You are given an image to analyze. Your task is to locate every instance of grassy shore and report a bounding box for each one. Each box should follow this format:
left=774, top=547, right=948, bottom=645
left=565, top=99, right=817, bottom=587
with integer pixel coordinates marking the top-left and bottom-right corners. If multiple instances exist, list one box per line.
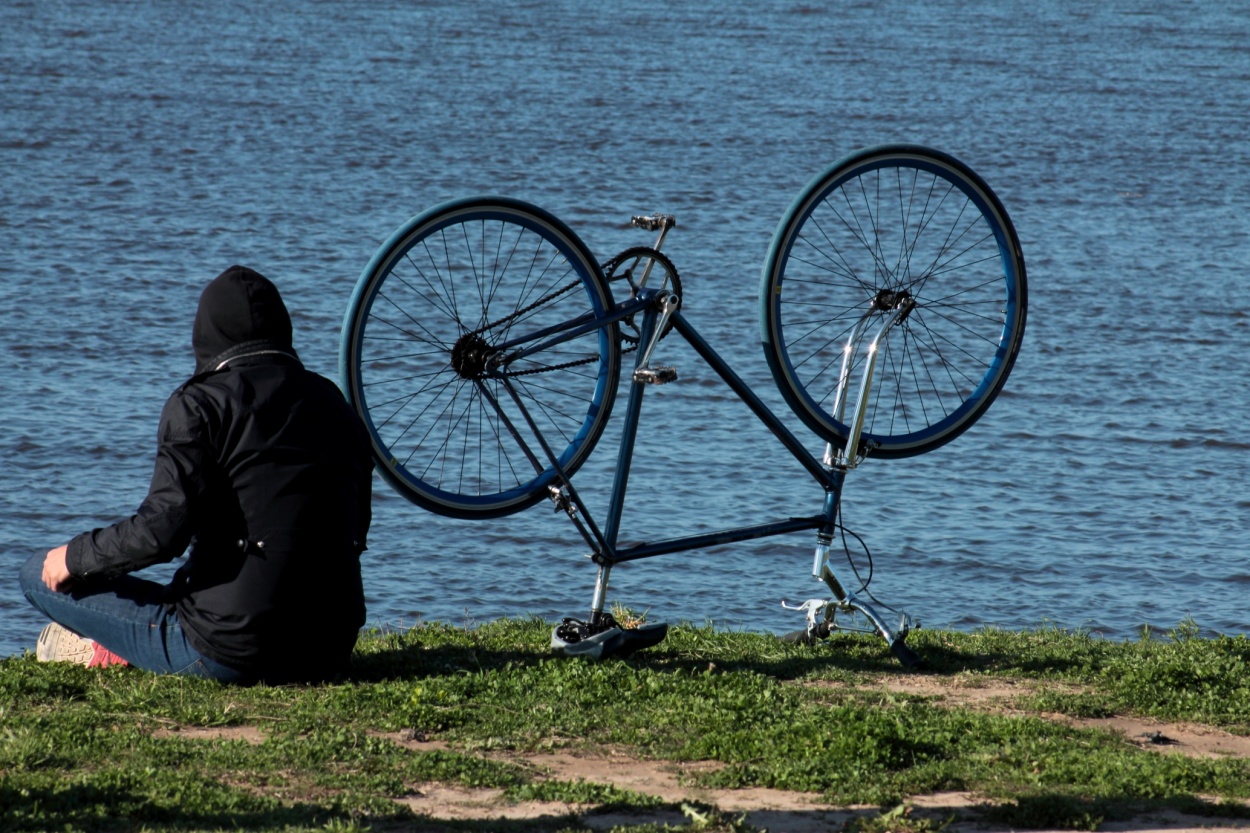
left=2, top=617, right=1250, bottom=832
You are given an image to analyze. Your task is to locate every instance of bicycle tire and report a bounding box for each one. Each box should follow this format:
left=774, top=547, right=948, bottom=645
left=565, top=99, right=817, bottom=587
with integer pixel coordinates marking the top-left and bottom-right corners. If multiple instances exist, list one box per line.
left=760, top=145, right=1027, bottom=459
left=340, top=197, right=621, bottom=519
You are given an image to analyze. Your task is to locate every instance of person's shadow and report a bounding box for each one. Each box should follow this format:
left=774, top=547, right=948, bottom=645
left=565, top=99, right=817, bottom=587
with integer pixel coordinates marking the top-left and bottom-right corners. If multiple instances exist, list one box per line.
left=347, top=637, right=542, bottom=682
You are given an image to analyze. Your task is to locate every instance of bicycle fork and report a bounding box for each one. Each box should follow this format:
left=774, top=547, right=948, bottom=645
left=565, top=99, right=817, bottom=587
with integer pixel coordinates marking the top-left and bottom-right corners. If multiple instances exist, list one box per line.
left=795, top=485, right=921, bottom=667
left=785, top=298, right=923, bottom=667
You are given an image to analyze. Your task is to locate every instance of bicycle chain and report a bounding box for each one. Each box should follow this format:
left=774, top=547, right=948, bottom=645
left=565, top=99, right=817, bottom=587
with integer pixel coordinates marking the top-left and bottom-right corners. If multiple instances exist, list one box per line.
left=502, top=339, right=641, bottom=378
left=467, top=246, right=682, bottom=379
left=470, top=270, right=646, bottom=379
left=466, top=278, right=583, bottom=340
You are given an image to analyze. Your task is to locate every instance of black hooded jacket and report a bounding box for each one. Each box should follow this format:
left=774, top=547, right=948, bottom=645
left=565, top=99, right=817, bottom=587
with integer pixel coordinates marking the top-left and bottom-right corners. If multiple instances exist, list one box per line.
left=65, top=266, right=373, bottom=680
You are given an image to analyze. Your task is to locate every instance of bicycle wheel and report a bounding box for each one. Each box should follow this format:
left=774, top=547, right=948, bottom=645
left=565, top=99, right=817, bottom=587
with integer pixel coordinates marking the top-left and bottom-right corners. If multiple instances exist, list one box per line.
left=760, top=145, right=1027, bottom=459
left=340, top=197, right=621, bottom=519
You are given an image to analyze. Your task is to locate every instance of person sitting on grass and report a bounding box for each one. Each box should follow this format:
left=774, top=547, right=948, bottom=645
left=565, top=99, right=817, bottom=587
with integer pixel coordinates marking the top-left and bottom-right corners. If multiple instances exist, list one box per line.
left=20, top=265, right=373, bottom=684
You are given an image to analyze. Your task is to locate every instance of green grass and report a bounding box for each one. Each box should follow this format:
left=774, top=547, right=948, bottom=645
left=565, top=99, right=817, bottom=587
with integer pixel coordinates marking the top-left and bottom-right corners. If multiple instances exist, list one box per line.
left=2, top=617, right=1249, bottom=832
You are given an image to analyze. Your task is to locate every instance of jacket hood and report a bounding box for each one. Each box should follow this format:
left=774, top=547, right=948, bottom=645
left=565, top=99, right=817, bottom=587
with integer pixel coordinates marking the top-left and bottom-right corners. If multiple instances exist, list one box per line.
left=192, top=265, right=295, bottom=374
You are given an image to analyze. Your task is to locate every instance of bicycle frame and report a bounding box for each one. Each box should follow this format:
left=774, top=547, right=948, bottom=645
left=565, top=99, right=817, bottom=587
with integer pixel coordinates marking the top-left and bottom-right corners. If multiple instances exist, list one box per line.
left=486, top=272, right=921, bottom=665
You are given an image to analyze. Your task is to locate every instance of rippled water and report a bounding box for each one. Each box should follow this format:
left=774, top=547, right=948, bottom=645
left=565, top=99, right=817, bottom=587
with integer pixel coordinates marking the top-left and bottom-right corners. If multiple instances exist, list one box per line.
left=3, top=0, right=1249, bottom=658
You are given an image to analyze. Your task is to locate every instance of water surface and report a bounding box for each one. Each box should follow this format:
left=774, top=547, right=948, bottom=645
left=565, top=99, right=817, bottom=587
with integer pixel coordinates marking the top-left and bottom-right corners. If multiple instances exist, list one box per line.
left=3, top=0, right=1249, bottom=657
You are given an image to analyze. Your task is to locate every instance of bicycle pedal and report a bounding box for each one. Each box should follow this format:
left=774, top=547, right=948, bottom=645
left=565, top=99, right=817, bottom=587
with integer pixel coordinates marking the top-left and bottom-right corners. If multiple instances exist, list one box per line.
left=633, top=365, right=677, bottom=384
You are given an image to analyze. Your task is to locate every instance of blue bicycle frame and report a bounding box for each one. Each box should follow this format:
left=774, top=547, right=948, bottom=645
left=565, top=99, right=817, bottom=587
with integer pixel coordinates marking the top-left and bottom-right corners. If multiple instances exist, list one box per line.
left=488, top=284, right=921, bottom=666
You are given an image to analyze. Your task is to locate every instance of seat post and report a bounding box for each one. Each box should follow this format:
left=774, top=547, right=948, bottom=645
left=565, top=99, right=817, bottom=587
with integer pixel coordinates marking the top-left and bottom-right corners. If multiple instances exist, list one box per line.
left=589, top=562, right=612, bottom=627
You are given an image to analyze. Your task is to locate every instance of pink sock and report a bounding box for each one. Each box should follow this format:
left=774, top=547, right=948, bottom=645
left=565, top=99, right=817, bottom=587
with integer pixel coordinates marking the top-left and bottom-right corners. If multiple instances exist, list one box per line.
left=87, top=643, right=130, bottom=668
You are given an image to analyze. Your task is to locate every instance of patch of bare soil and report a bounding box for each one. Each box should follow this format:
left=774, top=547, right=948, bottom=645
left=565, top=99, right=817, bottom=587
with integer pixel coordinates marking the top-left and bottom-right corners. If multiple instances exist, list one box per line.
left=152, top=724, right=266, bottom=744
left=385, top=737, right=871, bottom=831
left=374, top=676, right=1250, bottom=832
left=859, top=675, right=1250, bottom=760
left=381, top=737, right=1248, bottom=831
left=153, top=688, right=1250, bottom=832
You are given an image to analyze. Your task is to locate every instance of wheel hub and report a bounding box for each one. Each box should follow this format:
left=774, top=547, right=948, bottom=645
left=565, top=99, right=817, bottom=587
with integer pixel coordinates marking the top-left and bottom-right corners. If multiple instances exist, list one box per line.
left=873, top=288, right=915, bottom=323
left=450, top=333, right=495, bottom=379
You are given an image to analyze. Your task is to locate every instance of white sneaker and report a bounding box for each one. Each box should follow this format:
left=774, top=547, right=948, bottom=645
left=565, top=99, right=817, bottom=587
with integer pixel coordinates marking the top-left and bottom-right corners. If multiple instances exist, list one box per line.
left=36, top=622, right=96, bottom=665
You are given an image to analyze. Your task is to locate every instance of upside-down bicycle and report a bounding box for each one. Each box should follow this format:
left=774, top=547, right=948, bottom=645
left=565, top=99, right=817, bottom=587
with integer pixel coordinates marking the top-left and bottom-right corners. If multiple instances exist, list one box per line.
left=339, top=144, right=1027, bottom=667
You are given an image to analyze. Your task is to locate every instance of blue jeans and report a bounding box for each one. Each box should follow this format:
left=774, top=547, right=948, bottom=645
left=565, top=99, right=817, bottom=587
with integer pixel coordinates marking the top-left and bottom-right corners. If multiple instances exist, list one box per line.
left=19, top=553, right=249, bottom=683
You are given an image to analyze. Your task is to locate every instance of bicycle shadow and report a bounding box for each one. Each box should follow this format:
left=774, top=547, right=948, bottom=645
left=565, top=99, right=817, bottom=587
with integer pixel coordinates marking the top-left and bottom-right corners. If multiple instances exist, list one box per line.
left=638, top=633, right=1103, bottom=681
left=348, top=617, right=1120, bottom=687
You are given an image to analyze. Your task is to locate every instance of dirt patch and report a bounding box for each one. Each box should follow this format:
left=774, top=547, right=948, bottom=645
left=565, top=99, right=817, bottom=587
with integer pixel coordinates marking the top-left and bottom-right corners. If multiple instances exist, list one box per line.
left=152, top=724, right=266, bottom=744
left=381, top=734, right=1250, bottom=832
left=159, top=688, right=1250, bottom=832
left=849, top=676, right=1250, bottom=759
left=836, top=672, right=1077, bottom=710
left=396, top=784, right=580, bottom=822
left=1069, top=715, right=1250, bottom=759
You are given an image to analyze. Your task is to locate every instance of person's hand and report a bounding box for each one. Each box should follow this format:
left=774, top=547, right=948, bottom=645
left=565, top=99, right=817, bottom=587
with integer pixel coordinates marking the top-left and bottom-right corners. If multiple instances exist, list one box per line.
left=42, top=545, right=73, bottom=592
